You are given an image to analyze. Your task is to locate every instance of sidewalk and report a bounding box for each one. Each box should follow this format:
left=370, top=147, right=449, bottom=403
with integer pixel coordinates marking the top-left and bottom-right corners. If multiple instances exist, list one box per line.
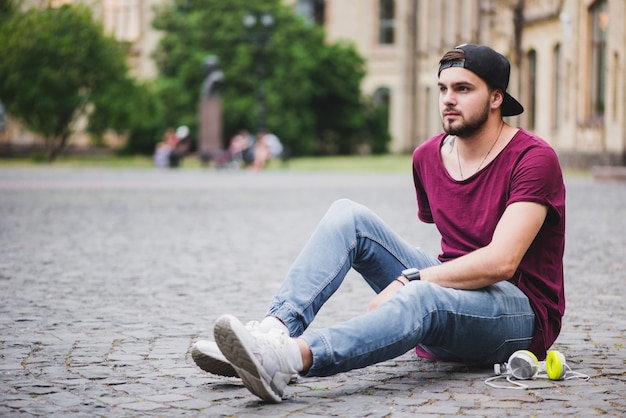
left=0, top=167, right=624, bottom=417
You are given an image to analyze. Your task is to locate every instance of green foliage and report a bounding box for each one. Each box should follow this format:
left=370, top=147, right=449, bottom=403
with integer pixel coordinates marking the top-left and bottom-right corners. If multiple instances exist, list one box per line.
left=361, top=97, right=392, bottom=155
left=0, top=0, right=16, bottom=21
left=91, top=78, right=165, bottom=155
left=311, top=41, right=367, bottom=154
left=0, top=4, right=142, bottom=161
left=151, top=0, right=386, bottom=156
left=120, top=83, right=165, bottom=154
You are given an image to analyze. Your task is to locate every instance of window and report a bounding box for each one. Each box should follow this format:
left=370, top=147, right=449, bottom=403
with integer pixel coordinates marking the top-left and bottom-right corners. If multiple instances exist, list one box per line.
left=0, top=101, right=5, bottom=131
left=373, top=87, right=391, bottom=132
left=372, top=87, right=391, bottom=152
left=589, top=0, right=608, bottom=121
left=552, top=44, right=561, bottom=130
left=102, top=0, right=141, bottom=42
left=373, top=87, right=391, bottom=107
left=612, top=52, right=619, bottom=120
left=527, top=50, right=537, bottom=130
left=49, top=0, right=75, bottom=6
left=295, top=0, right=325, bottom=26
left=379, top=0, right=395, bottom=45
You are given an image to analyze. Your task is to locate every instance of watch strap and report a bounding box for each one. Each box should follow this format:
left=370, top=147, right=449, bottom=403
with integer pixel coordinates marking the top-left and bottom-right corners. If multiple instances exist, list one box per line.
left=401, top=268, right=421, bottom=281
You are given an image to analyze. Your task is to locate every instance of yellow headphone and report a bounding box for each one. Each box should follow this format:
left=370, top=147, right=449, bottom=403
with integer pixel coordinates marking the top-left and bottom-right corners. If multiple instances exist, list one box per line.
left=545, top=350, right=567, bottom=380
left=506, top=349, right=540, bottom=379
left=487, top=349, right=589, bottom=389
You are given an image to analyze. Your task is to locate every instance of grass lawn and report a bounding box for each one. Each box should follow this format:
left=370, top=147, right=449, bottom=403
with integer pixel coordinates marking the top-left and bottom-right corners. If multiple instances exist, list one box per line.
left=0, top=153, right=415, bottom=173
left=0, top=153, right=591, bottom=177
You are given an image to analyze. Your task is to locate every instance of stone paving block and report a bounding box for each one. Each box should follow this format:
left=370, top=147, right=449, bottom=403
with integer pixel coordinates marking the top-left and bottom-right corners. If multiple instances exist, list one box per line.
left=18, top=384, right=61, bottom=396
left=416, top=403, right=462, bottom=415
left=97, top=395, right=140, bottom=406
left=38, top=391, right=84, bottom=408
left=169, top=398, right=215, bottom=410
left=117, top=400, right=168, bottom=411
left=142, top=393, right=190, bottom=403
left=0, top=363, right=23, bottom=372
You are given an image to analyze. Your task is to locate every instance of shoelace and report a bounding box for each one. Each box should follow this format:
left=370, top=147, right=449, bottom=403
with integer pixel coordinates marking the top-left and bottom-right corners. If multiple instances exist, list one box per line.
left=249, top=328, right=295, bottom=372
left=252, top=328, right=287, bottom=350
left=245, top=320, right=261, bottom=331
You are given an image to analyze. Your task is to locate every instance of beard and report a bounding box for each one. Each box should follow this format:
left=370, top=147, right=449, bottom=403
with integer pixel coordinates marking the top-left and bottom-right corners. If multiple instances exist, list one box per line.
left=442, top=98, right=490, bottom=137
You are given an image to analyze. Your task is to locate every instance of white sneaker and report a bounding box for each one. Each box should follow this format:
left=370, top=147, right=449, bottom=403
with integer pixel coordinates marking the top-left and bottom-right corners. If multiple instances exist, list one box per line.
left=191, top=340, right=238, bottom=377
left=192, top=321, right=299, bottom=382
left=191, top=340, right=299, bottom=382
left=214, top=314, right=297, bottom=403
left=191, top=320, right=261, bottom=377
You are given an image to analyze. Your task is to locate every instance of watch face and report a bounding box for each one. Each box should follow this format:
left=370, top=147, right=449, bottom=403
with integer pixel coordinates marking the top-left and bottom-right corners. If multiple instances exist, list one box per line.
left=402, top=268, right=420, bottom=280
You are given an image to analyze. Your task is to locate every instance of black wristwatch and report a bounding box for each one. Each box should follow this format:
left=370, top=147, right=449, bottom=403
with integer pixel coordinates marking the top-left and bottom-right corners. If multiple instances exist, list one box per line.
left=401, top=268, right=421, bottom=281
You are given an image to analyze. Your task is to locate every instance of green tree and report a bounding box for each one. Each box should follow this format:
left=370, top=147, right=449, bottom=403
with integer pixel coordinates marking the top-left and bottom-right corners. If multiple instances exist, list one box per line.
left=152, top=0, right=379, bottom=156
left=0, top=4, right=141, bottom=161
left=0, top=0, right=16, bottom=22
left=90, top=76, right=164, bottom=155
left=310, top=41, right=367, bottom=154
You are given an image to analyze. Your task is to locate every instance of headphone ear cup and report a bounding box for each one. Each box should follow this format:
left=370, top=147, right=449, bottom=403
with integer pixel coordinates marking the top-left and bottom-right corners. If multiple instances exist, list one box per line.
left=507, top=350, right=539, bottom=379
left=546, top=350, right=567, bottom=380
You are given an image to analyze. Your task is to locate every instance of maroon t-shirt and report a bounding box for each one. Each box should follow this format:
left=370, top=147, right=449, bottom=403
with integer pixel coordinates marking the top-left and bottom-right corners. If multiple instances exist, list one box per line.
left=412, top=128, right=566, bottom=359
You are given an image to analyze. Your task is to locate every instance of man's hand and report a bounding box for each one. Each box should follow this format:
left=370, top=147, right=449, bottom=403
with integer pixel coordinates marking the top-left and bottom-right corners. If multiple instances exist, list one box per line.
left=367, top=277, right=408, bottom=311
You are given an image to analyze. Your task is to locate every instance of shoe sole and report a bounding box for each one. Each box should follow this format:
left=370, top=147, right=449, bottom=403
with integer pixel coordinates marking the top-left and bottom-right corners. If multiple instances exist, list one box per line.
left=214, top=315, right=282, bottom=403
left=191, top=345, right=239, bottom=377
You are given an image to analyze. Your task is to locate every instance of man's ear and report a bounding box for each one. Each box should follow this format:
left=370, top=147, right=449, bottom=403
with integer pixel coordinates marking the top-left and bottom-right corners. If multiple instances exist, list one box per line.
left=491, top=89, right=504, bottom=110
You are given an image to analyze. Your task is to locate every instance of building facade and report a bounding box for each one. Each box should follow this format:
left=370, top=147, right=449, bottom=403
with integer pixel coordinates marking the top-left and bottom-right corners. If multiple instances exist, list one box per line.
left=322, top=0, right=625, bottom=166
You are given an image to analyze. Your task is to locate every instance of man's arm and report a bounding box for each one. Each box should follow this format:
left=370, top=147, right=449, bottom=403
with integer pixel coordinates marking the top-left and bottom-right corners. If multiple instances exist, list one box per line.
left=419, top=201, right=548, bottom=289
left=367, top=201, right=548, bottom=311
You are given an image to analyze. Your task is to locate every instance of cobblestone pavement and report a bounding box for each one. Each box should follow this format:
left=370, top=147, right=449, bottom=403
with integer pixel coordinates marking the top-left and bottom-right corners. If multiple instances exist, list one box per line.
left=1, top=166, right=624, bottom=417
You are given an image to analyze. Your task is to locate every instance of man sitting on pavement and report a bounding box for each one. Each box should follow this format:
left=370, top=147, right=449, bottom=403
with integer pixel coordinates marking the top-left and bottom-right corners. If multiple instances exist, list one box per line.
left=191, top=44, right=566, bottom=404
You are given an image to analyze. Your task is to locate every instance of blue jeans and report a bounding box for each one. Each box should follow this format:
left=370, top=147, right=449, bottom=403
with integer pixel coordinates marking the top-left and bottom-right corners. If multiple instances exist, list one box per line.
left=266, top=199, right=535, bottom=377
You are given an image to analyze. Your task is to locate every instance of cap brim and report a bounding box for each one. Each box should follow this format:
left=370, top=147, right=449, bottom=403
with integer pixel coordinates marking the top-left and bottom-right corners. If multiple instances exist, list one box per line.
left=502, top=92, right=524, bottom=116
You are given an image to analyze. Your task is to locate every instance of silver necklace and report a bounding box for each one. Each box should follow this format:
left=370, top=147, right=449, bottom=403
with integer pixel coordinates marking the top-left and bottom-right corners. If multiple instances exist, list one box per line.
left=456, top=122, right=504, bottom=180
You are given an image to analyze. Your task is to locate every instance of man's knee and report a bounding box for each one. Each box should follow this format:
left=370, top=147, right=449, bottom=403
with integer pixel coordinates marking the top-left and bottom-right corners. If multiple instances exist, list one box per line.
left=329, top=198, right=357, bottom=212
left=329, top=198, right=374, bottom=219
left=325, top=199, right=359, bottom=222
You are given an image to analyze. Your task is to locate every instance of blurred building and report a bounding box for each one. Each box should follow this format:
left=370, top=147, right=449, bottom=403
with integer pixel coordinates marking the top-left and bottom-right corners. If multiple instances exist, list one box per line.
left=2, top=0, right=625, bottom=167
left=316, top=0, right=625, bottom=167
left=22, top=0, right=160, bottom=79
